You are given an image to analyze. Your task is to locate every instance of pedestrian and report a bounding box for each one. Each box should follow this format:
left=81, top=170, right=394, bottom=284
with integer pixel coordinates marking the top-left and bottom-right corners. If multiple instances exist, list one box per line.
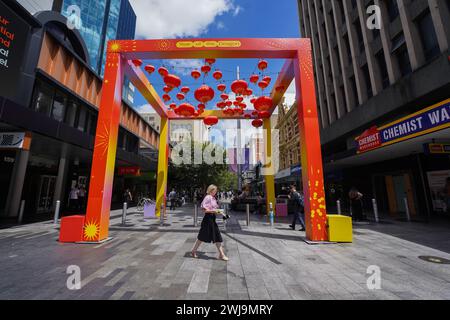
left=349, top=187, right=364, bottom=221
left=69, top=185, right=79, bottom=211
left=288, top=185, right=306, bottom=231
left=168, top=189, right=177, bottom=210
left=78, top=185, right=87, bottom=210
left=191, top=185, right=229, bottom=261
left=123, top=188, right=133, bottom=205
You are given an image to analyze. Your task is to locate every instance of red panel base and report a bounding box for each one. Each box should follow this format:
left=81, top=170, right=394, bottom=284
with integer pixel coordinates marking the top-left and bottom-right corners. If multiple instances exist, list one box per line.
left=59, top=215, right=85, bottom=243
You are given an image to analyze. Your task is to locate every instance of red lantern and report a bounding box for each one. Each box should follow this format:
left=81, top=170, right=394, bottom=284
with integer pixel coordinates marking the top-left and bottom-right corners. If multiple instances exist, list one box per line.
left=252, top=119, right=263, bottom=128
left=205, top=58, right=216, bottom=65
left=217, top=84, right=226, bottom=92
left=245, top=89, right=253, bottom=96
left=239, top=103, right=247, bottom=109
left=263, top=76, right=272, bottom=84
left=176, top=103, right=195, bottom=117
left=193, top=111, right=199, bottom=117
left=252, top=111, right=259, bottom=117
left=169, top=103, right=177, bottom=109
left=145, top=64, right=155, bottom=74
left=223, top=108, right=234, bottom=115
left=158, top=67, right=169, bottom=77
left=250, top=98, right=256, bottom=104
left=132, top=59, right=142, bottom=67
left=244, top=114, right=252, bottom=119
left=162, top=94, right=171, bottom=102
left=233, top=101, right=240, bottom=107
left=198, top=109, right=205, bottom=115
left=198, top=103, right=206, bottom=110
left=204, top=116, right=219, bottom=126
left=258, top=81, right=269, bottom=90
left=217, top=101, right=226, bottom=109
left=254, top=96, right=273, bottom=111
left=258, top=59, right=268, bottom=71
left=236, top=96, right=244, bottom=103
left=220, top=93, right=229, bottom=101
left=191, top=70, right=201, bottom=80
left=164, top=74, right=181, bottom=88
left=259, top=111, right=271, bottom=118
left=181, top=86, right=190, bottom=94
left=250, top=74, right=259, bottom=84
left=213, top=71, right=223, bottom=80
left=201, top=65, right=211, bottom=74
left=231, top=80, right=248, bottom=95
left=176, top=93, right=185, bottom=101
left=194, top=85, right=215, bottom=104
left=226, top=100, right=233, bottom=107
left=163, top=86, right=172, bottom=93
left=235, top=108, right=244, bottom=115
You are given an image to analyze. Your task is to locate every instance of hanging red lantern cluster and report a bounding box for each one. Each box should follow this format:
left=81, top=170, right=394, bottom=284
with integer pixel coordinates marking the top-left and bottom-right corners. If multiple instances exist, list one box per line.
left=181, top=86, right=190, bottom=94
left=213, top=70, right=223, bottom=81
left=194, top=85, right=215, bottom=104
left=176, top=93, right=185, bottom=101
left=169, top=103, right=177, bottom=109
left=132, top=59, right=142, bottom=67
left=258, top=59, right=268, bottom=71
left=163, top=86, right=172, bottom=93
left=162, top=94, right=171, bottom=102
left=205, top=58, right=216, bottom=65
left=252, top=119, right=263, bottom=128
left=217, top=84, right=226, bottom=92
left=201, top=65, right=211, bottom=74
left=250, top=74, right=259, bottom=84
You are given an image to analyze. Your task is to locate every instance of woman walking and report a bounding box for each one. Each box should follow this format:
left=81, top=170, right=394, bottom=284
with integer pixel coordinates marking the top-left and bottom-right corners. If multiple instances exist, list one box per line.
left=191, top=185, right=229, bottom=261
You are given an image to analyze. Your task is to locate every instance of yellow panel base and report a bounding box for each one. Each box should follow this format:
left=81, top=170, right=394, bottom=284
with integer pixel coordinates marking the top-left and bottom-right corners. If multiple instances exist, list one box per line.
left=327, top=215, right=353, bottom=243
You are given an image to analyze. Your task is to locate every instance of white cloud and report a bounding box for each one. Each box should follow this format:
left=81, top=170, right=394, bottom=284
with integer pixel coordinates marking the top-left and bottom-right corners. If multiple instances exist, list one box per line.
left=129, top=0, right=240, bottom=39
left=216, top=21, right=226, bottom=30
left=168, top=59, right=203, bottom=76
left=136, top=104, right=156, bottom=113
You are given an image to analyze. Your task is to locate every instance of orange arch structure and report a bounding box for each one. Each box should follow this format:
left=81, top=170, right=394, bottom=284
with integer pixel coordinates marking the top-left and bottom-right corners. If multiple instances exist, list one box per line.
left=59, top=38, right=328, bottom=243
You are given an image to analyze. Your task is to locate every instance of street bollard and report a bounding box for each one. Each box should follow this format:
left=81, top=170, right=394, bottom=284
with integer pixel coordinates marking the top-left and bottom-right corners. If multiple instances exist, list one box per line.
left=194, top=204, right=198, bottom=227
left=404, top=198, right=411, bottom=222
left=54, top=200, right=61, bottom=224
left=18, top=200, right=25, bottom=224
left=337, top=200, right=342, bottom=215
left=372, top=199, right=379, bottom=223
left=160, top=204, right=164, bottom=226
left=246, top=204, right=250, bottom=227
left=122, top=202, right=128, bottom=226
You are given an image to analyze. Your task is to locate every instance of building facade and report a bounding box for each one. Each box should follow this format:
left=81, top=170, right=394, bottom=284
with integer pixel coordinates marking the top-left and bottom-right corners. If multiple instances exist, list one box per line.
left=298, top=0, right=450, bottom=219
left=0, top=1, right=160, bottom=224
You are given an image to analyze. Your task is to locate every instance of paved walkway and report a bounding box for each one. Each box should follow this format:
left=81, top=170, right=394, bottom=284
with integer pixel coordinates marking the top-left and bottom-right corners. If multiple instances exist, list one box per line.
left=0, top=204, right=449, bottom=300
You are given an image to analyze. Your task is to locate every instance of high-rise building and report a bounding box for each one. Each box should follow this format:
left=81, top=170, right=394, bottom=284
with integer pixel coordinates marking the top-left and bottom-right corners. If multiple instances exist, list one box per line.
left=53, top=0, right=136, bottom=76
left=297, top=0, right=450, bottom=220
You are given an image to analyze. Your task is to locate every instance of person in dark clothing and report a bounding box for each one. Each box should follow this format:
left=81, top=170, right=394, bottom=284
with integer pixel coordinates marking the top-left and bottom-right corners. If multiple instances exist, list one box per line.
left=288, top=185, right=306, bottom=231
left=349, top=187, right=364, bottom=221
left=123, top=188, right=132, bottom=204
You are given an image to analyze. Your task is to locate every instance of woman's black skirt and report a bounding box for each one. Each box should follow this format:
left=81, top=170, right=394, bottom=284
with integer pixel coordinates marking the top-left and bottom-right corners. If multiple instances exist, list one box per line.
left=197, top=214, right=223, bottom=243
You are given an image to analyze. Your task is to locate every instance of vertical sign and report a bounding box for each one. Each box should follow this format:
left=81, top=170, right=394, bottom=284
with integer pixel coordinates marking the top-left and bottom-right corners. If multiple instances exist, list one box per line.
left=0, top=1, right=29, bottom=100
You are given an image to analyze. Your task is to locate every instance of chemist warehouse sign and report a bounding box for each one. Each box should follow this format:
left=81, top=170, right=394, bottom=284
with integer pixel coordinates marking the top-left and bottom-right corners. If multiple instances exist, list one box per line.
left=356, top=99, right=450, bottom=154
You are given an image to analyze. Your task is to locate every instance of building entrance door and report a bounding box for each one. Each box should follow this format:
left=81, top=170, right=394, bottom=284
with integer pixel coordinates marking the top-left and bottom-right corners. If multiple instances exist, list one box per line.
left=37, top=175, right=56, bottom=213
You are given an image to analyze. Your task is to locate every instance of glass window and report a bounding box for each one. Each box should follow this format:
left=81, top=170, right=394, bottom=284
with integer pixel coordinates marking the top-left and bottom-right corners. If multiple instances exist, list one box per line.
left=52, top=91, right=67, bottom=122
left=64, top=100, right=78, bottom=126
left=32, top=80, right=54, bottom=116
left=76, top=107, right=87, bottom=132
left=417, top=11, right=440, bottom=61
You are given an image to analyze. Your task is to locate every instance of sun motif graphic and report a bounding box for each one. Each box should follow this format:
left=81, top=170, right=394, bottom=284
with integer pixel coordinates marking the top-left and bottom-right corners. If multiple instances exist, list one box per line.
left=84, top=221, right=100, bottom=241
left=109, top=41, right=121, bottom=53
left=94, top=121, right=110, bottom=159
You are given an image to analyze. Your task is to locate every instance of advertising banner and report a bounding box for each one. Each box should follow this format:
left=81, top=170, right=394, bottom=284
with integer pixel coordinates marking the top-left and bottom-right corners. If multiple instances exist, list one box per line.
left=356, top=99, right=450, bottom=153
left=426, top=170, right=450, bottom=212
left=0, top=1, right=29, bottom=100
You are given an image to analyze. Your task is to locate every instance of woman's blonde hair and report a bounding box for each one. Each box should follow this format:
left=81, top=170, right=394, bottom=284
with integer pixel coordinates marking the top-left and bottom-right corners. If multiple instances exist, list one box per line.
left=206, top=185, right=218, bottom=195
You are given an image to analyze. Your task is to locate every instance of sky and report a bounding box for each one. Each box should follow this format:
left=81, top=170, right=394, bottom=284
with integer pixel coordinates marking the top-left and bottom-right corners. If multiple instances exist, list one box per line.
left=128, top=0, right=301, bottom=135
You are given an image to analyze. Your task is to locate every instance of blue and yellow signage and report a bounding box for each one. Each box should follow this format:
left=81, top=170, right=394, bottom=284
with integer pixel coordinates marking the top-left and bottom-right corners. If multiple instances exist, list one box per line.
left=356, top=99, right=450, bottom=153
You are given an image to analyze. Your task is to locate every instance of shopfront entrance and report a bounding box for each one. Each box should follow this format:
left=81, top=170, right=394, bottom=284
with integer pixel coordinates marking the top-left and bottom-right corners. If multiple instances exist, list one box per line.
left=36, top=175, right=56, bottom=213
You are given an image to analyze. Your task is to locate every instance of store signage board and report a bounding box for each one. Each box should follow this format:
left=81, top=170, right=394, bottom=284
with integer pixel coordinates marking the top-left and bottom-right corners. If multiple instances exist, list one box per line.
left=424, top=143, right=450, bottom=154
left=356, top=99, right=450, bottom=154
left=0, top=132, right=31, bottom=150
left=0, top=2, right=29, bottom=100
left=118, top=166, right=141, bottom=176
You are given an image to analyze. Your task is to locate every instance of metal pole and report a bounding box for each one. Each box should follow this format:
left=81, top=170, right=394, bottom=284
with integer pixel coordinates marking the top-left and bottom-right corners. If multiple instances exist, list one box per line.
left=18, top=200, right=25, bottom=224
left=337, top=200, right=342, bottom=215
left=372, top=198, right=379, bottom=223
left=122, top=202, right=127, bottom=226
left=194, top=204, right=198, bottom=227
left=404, top=198, right=411, bottom=222
left=246, top=204, right=250, bottom=226
left=160, top=204, right=164, bottom=226
left=54, top=200, right=61, bottom=224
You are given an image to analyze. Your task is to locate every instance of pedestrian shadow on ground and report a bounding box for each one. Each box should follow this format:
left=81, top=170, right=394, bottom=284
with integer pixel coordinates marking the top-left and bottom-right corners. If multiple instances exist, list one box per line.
left=183, top=252, right=217, bottom=260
